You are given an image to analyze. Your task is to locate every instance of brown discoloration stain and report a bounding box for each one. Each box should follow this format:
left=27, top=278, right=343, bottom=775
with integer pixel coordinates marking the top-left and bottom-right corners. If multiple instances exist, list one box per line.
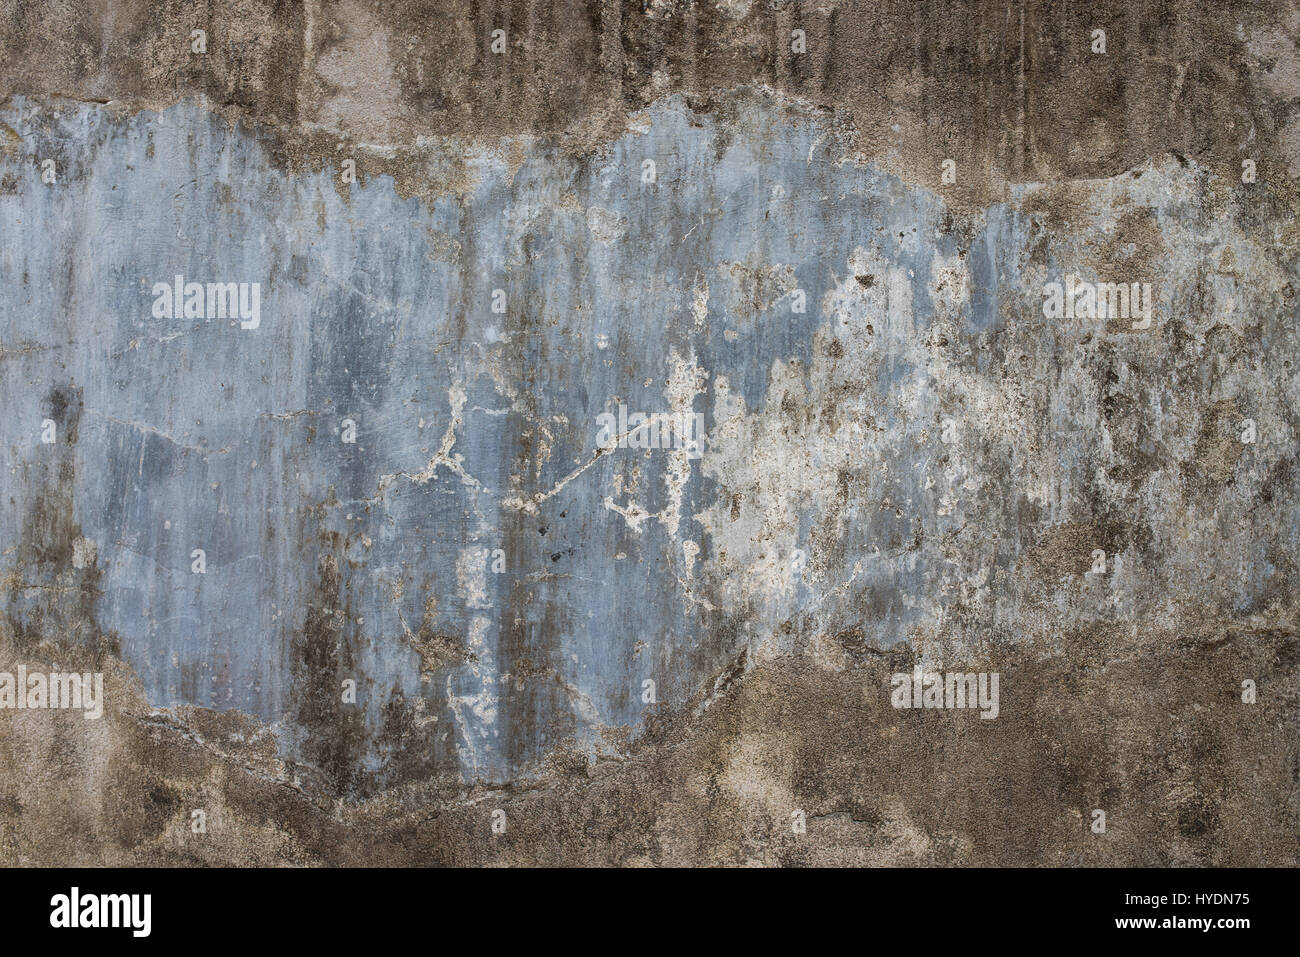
left=288, top=535, right=367, bottom=797
left=1, top=621, right=1293, bottom=865
left=1, top=0, right=1299, bottom=211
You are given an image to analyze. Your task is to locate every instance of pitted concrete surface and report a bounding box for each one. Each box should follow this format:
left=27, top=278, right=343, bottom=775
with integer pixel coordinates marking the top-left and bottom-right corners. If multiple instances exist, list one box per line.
left=0, top=1, right=1298, bottom=865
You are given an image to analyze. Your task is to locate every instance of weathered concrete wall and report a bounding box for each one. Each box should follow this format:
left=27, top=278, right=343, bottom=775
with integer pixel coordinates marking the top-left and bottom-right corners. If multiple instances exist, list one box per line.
left=0, top=0, right=1298, bottom=865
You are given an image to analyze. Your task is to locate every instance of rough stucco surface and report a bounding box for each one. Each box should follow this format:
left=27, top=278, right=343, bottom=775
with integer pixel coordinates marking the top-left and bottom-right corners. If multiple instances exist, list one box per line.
left=1, top=1, right=1298, bottom=865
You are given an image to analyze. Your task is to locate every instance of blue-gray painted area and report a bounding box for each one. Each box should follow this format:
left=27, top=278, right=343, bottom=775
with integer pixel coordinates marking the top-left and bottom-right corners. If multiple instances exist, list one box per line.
left=2, top=92, right=1296, bottom=789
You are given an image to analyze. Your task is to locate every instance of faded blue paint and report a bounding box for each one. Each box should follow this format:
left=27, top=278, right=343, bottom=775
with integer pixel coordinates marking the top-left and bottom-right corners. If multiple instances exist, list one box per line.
left=3, top=93, right=1292, bottom=786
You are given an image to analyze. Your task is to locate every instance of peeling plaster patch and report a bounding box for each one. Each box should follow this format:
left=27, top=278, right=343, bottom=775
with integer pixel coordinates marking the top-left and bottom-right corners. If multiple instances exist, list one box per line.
left=660, top=352, right=710, bottom=539
left=71, top=537, right=98, bottom=570
left=717, top=260, right=799, bottom=323
left=377, top=385, right=483, bottom=494
left=682, top=540, right=700, bottom=577
left=602, top=495, right=653, bottom=533
left=456, top=548, right=491, bottom=610
left=691, top=278, right=710, bottom=330
left=585, top=206, right=628, bottom=244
